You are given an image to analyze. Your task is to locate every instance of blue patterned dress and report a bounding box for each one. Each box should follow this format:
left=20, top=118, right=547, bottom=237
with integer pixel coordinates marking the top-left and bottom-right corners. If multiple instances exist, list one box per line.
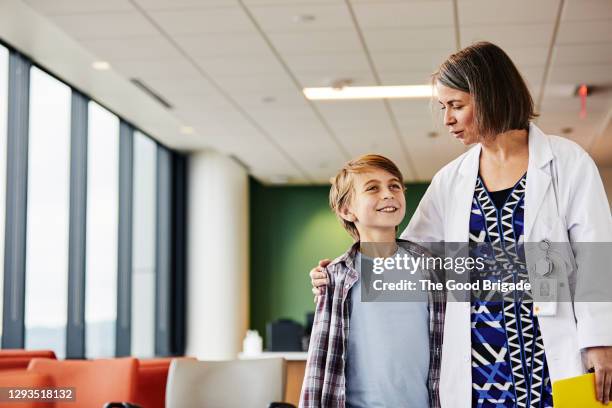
left=469, top=174, right=554, bottom=407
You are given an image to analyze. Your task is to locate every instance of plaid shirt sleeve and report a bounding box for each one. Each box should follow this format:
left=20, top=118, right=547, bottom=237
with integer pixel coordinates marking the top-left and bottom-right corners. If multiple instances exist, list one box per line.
left=425, top=259, right=447, bottom=408
left=299, top=266, right=334, bottom=408
left=300, top=262, right=349, bottom=408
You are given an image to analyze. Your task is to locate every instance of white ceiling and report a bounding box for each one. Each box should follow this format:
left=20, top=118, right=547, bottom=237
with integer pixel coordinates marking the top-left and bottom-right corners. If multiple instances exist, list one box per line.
left=12, top=0, right=612, bottom=183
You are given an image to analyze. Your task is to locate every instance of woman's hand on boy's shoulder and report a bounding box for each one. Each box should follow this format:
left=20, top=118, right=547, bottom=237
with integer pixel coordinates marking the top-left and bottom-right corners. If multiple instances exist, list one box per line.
left=310, top=259, right=331, bottom=303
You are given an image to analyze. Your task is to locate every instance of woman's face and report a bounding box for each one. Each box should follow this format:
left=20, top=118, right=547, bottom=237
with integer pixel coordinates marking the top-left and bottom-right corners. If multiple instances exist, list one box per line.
left=436, top=83, right=479, bottom=145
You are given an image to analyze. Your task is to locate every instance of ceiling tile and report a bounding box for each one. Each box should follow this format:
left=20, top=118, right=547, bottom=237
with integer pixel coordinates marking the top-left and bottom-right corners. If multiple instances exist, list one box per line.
left=283, top=53, right=370, bottom=73
left=556, top=19, right=612, bottom=45
left=563, top=0, right=612, bottom=22
left=362, top=26, right=456, bottom=52
left=244, top=0, right=341, bottom=5
left=547, top=64, right=612, bottom=86
left=174, top=33, right=271, bottom=57
left=553, top=43, right=612, bottom=66
left=112, top=58, right=202, bottom=80
left=231, top=90, right=307, bottom=108
left=144, top=77, right=222, bottom=96
left=390, top=98, right=438, bottom=118
left=50, top=12, right=158, bottom=39
left=352, top=1, right=454, bottom=28
left=461, top=24, right=554, bottom=48
left=24, top=0, right=133, bottom=15
left=315, top=100, right=389, bottom=121
left=540, top=94, right=612, bottom=115
left=246, top=4, right=354, bottom=32
left=134, top=0, right=230, bottom=10
left=247, top=106, right=320, bottom=128
left=165, top=92, right=235, bottom=111
left=194, top=55, right=286, bottom=76
left=379, top=71, right=437, bottom=85
left=79, top=35, right=181, bottom=60
left=149, top=6, right=254, bottom=35
left=213, top=74, right=297, bottom=93
left=293, top=70, right=377, bottom=88
left=459, top=0, right=559, bottom=25
left=590, top=120, right=612, bottom=166
left=371, top=49, right=454, bottom=74
left=268, top=30, right=362, bottom=54
left=501, top=46, right=550, bottom=67
left=537, top=115, right=602, bottom=148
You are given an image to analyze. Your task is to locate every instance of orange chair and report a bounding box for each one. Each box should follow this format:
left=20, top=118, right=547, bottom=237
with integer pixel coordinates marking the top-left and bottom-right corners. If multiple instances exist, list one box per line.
left=0, top=370, right=53, bottom=408
left=133, top=357, right=195, bottom=408
left=0, top=350, right=56, bottom=372
left=27, top=358, right=138, bottom=408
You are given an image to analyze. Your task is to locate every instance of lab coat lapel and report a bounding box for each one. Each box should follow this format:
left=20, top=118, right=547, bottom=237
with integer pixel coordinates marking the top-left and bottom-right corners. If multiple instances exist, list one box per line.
left=449, top=145, right=481, bottom=242
left=524, top=124, right=553, bottom=241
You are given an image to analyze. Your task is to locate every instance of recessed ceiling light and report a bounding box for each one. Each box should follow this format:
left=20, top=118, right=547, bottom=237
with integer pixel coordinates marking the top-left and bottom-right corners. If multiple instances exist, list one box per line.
left=293, top=14, right=316, bottom=23
left=92, top=61, right=111, bottom=71
left=180, top=126, right=194, bottom=135
left=303, top=85, right=435, bottom=100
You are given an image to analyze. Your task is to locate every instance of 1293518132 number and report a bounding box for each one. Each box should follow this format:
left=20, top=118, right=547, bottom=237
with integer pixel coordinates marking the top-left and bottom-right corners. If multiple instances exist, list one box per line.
left=0, top=387, right=75, bottom=401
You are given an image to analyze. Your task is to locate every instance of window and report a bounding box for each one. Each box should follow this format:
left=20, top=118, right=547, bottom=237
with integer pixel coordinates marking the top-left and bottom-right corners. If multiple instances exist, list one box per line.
left=24, top=67, right=71, bottom=358
left=85, top=102, right=119, bottom=358
left=0, top=44, right=9, bottom=344
left=131, top=131, right=157, bottom=357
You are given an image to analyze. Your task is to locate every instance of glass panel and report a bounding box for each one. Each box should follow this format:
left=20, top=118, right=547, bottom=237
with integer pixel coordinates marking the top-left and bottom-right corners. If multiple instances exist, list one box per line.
left=24, top=67, right=71, bottom=358
left=131, top=131, right=157, bottom=357
left=85, top=102, right=119, bottom=358
left=0, top=45, right=9, bottom=344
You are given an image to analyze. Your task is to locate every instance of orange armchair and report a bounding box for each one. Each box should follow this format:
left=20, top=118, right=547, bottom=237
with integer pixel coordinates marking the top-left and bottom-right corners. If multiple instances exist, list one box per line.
left=0, top=350, right=56, bottom=372
left=27, top=358, right=138, bottom=408
left=0, top=370, right=53, bottom=408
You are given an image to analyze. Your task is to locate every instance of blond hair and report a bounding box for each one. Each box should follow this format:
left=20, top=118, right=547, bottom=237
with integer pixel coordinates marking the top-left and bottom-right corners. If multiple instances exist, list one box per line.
left=329, top=154, right=404, bottom=241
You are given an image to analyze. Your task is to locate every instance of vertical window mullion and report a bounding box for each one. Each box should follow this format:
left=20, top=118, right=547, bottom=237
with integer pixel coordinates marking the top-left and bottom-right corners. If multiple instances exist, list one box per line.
left=116, top=121, right=133, bottom=357
left=170, top=152, right=187, bottom=356
left=155, top=146, right=171, bottom=356
left=66, top=90, right=88, bottom=358
left=2, top=52, right=30, bottom=349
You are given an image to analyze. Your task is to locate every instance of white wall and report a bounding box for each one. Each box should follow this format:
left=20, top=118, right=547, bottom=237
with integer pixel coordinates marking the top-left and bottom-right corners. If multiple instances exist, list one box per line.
left=186, top=151, right=249, bottom=360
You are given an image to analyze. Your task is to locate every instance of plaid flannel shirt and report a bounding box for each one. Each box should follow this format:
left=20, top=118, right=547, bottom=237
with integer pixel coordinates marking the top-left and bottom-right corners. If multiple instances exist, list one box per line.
left=299, top=240, right=446, bottom=408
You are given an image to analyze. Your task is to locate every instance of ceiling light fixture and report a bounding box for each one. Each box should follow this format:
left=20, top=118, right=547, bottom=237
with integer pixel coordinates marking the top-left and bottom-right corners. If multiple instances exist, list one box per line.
left=303, top=85, right=435, bottom=100
left=92, top=61, right=111, bottom=71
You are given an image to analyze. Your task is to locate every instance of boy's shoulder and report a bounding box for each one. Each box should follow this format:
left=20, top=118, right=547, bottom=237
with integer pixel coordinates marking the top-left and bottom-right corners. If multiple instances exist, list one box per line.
left=326, top=241, right=360, bottom=272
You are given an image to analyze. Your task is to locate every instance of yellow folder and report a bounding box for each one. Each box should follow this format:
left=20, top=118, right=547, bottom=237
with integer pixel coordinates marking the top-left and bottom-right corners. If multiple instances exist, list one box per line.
left=552, top=373, right=606, bottom=407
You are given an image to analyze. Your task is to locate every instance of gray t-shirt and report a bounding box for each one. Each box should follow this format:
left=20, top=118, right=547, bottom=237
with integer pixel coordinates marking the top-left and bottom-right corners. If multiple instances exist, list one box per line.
left=346, top=250, right=430, bottom=408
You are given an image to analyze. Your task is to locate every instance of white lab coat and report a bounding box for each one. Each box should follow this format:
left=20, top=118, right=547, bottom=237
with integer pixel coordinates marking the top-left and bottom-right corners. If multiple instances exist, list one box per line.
left=402, top=123, right=612, bottom=408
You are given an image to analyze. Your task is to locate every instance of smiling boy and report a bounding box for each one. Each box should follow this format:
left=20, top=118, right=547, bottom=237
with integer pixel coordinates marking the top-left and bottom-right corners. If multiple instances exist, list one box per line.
left=299, top=154, right=445, bottom=408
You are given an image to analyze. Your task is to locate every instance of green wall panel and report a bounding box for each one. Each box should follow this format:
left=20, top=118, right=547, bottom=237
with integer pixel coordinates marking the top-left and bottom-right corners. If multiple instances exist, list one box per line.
left=249, top=178, right=429, bottom=345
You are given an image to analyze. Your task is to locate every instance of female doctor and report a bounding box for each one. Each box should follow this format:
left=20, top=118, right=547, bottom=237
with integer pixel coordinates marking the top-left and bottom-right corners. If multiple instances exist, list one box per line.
left=309, top=42, right=612, bottom=407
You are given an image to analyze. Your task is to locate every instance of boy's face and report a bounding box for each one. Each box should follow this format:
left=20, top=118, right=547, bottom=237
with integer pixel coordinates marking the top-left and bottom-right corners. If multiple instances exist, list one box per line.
left=341, top=168, right=406, bottom=237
